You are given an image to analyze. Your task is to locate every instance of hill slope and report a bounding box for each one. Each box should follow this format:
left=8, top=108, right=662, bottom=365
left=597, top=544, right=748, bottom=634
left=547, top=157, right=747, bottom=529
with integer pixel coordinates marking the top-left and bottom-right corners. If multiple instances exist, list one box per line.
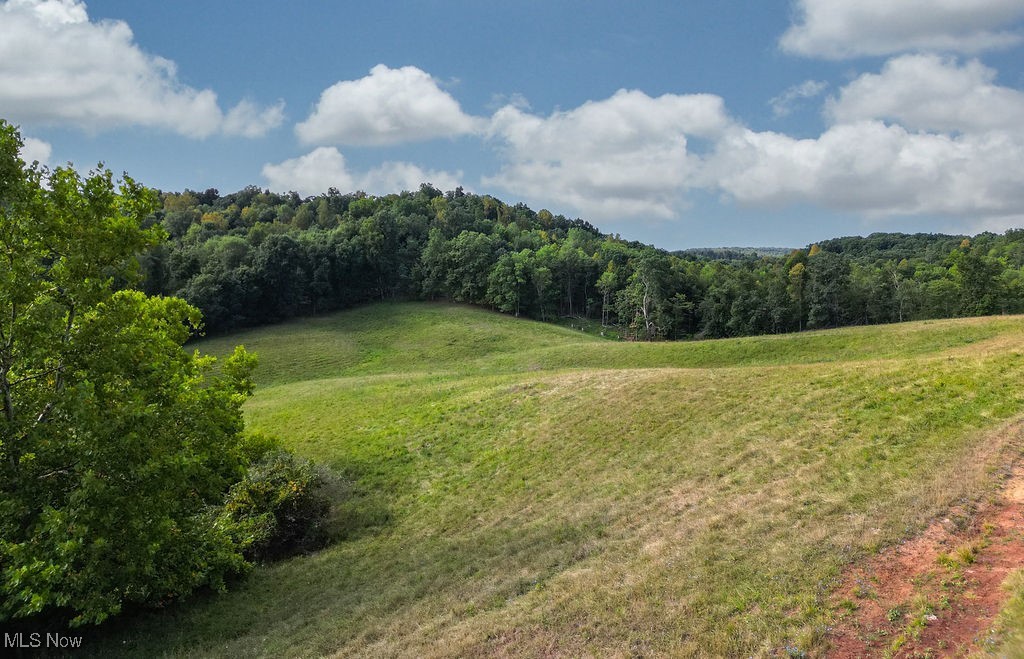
left=90, top=303, right=1024, bottom=656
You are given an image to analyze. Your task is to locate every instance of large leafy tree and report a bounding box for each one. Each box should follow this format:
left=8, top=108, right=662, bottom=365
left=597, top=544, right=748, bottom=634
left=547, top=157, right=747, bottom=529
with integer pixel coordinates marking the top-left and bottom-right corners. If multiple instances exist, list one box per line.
left=616, top=249, right=671, bottom=340
left=950, top=240, right=1003, bottom=316
left=805, top=249, right=852, bottom=329
left=0, top=121, right=256, bottom=625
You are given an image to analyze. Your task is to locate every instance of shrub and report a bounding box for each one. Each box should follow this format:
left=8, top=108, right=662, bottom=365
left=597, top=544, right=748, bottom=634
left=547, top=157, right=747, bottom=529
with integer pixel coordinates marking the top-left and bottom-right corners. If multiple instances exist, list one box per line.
left=219, top=449, right=332, bottom=562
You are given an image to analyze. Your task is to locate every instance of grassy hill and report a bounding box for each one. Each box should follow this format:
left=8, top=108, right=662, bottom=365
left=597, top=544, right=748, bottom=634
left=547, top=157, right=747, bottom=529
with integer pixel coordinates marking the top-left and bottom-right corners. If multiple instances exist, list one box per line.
left=87, top=303, right=1024, bottom=656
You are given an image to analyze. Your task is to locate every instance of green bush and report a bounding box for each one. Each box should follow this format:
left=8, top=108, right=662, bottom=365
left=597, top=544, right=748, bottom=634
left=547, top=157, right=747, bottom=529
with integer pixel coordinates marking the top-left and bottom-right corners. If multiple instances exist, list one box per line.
left=219, top=449, right=332, bottom=562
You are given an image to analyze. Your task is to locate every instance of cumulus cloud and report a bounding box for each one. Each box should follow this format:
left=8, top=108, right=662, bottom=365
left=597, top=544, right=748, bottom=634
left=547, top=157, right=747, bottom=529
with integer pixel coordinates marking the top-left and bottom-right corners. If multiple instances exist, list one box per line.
left=826, top=54, right=1024, bottom=133
left=707, top=122, right=1024, bottom=218
left=261, top=147, right=463, bottom=197
left=361, top=161, right=464, bottom=196
left=19, top=136, right=52, bottom=165
left=781, top=0, right=1024, bottom=59
left=223, top=99, right=287, bottom=138
left=0, top=0, right=284, bottom=137
left=295, top=64, right=483, bottom=146
left=480, top=64, right=1024, bottom=227
left=705, top=54, right=1024, bottom=221
left=484, top=89, right=733, bottom=219
left=770, top=80, right=828, bottom=118
left=261, top=147, right=355, bottom=197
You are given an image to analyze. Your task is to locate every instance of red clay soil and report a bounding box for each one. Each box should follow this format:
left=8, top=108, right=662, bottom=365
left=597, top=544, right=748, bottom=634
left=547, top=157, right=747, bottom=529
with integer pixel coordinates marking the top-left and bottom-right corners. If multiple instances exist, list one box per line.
left=826, top=467, right=1024, bottom=657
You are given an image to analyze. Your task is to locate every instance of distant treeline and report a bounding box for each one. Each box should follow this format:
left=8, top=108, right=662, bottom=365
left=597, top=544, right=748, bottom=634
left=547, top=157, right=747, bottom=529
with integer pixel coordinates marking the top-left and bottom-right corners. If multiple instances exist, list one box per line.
left=139, top=184, right=1024, bottom=340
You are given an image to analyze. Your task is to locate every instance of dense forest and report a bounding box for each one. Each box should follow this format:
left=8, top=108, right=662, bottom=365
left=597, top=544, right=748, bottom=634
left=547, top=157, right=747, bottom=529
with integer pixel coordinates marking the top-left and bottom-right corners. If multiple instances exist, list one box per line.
left=141, top=184, right=1024, bottom=340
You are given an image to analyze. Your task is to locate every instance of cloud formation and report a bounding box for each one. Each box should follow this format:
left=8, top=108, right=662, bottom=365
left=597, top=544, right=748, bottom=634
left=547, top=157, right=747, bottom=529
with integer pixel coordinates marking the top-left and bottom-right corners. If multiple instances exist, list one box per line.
left=769, top=80, right=828, bottom=118
left=279, top=57, right=1024, bottom=227
left=709, top=52, right=1024, bottom=222
left=708, top=123, right=1024, bottom=219
left=295, top=65, right=482, bottom=146
left=0, top=0, right=284, bottom=137
left=262, top=147, right=463, bottom=197
left=780, top=0, right=1024, bottom=59
left=264, top=10, right=1024, bottom=231
left=484, top=89, right=732, bottom=219
left=222, top=99, right=286, bottom=138
left=826, top=54, right=1024, bottom=133
left=262, top=147, right=355, bottom=197
left=361, top=161, right=463, bottom=196
left=481, top=57, right=1024, bottom=228
left=20, top=136, right=52, bottom=165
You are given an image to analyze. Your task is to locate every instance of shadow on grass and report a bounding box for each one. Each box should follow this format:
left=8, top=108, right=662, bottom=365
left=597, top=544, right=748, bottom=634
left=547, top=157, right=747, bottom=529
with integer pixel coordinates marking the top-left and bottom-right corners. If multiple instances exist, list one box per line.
left=37, top=457, right=400, bottom=657
left=75, top=507, right=611, bottom=658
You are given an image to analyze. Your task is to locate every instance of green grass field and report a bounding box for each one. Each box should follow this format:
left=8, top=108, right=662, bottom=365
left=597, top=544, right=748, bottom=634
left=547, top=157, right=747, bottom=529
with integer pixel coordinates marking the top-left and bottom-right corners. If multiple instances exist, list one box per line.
left=87, top=303, right=1024, bottom=657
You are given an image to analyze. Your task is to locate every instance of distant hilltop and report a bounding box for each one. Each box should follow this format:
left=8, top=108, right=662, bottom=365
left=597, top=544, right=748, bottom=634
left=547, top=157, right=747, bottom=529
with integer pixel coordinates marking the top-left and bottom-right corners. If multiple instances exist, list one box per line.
left=674, top=246, right=796, bottom=259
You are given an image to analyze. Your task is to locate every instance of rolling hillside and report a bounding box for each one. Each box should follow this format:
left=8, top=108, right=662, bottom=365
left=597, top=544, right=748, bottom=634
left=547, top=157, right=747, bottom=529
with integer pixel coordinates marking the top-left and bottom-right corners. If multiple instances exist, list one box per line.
left=88, top=303, right=1024, bottom=656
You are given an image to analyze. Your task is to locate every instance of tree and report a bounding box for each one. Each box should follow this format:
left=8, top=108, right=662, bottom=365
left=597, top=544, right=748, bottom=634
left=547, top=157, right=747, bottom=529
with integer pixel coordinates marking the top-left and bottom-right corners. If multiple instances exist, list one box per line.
left=443, top=231, right=496, bottom=304
left=950, top=243, right=1002, bottom=316
left=487, top=249, right=534, bottom=316
left=419, top=228, right=448, bottom=299
left=531, top=244, right=560, bottom=321
left=252, top=234, right=310, bottom=320
left=788, top=262, right=806, bottom=331
left=888, top=260, right=912, bottom=323
left=0, top=122, right=259, bottom=625
left=616, top=249, right=670, bottom=340
left=805, top=250, right=851, bottom=328
left=596, top=263, right=619, bottom=326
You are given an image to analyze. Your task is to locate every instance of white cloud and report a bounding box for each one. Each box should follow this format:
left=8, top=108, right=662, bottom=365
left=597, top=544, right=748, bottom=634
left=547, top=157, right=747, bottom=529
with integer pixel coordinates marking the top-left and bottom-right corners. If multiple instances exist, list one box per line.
left=0, top=0, right=284, bottom=138
left=781, top=0, right=1024, bottom=59
left=482, top=72, right=1024, bottom=226
left=295, top=64, right=483, bottom=146
left=262, top=147, right=355, bottom=197
left=261, top=147, right=463, bottom=197
left=8, top=0, right=83, bottom=24
left=704, top=54, right=1024, bottom=221
left=707, top=121, right=1024, bottom=218
left=19, top=136, right=52, bottom=165
left=223, top=99, right=287, bottom=138
left=360, top=162, right=464, bottom=196
left=770, top=80, right=828, bottom=118
left=484, top=89, right=732, bottom=219
left=826, top=54, right=1024, bottom=133
left=262, top=62, right=1024, bottom=228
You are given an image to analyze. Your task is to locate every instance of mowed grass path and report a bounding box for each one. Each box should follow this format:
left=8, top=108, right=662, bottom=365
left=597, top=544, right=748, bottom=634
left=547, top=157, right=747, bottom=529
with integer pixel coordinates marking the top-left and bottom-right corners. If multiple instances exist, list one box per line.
left=91, top=303, right=1024, bottom=657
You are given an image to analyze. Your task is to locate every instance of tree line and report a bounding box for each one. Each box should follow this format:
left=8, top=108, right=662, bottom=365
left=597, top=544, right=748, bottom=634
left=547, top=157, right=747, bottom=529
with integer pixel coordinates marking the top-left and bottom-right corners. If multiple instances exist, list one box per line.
left=143, top=184, right=1024, bottom=340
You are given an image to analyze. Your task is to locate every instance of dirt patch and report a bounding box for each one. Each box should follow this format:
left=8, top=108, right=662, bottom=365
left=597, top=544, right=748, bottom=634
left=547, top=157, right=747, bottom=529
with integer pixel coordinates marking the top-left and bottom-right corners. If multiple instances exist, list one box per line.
left=826, top=463, right=1024, bottom=657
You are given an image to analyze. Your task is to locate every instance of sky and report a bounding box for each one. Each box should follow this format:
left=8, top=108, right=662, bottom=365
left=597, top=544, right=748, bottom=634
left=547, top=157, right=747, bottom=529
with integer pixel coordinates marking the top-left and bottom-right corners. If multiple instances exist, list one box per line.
left=3, top=0, right=1024, bottom=249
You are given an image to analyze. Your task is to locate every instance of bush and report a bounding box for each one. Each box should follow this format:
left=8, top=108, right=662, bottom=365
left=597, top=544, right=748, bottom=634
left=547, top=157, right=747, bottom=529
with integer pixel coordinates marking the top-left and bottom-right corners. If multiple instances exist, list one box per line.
left=219, top=449, right=332, bottom=562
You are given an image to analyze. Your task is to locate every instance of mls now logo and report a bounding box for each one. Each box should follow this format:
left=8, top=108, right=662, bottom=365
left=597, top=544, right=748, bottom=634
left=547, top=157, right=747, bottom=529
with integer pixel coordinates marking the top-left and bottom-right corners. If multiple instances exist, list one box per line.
left=4, top=632, right=84, bottom=649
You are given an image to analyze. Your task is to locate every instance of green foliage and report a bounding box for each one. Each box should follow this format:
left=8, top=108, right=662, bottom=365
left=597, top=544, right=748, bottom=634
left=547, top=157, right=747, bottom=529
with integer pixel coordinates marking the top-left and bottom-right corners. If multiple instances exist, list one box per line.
left=614, top=249, right=673, bottom=340
left=219, top=449, right=332, bottom=562
left=144, top=171, right=1024, bottom=344
left=0, top=121, right=282, bottom=626
left=806, top=249, right=851, bottom=328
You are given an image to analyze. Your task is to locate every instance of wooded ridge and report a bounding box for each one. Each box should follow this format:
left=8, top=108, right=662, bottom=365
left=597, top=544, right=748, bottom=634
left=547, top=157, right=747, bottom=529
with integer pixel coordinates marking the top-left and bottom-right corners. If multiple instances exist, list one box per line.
left=143, top=184, right=1023, bottom=339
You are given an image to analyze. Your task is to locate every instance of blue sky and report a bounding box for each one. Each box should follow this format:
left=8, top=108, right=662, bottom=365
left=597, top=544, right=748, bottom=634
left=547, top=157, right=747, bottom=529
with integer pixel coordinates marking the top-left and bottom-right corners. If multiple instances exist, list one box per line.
left=3, top=0, right=1024, bottom=248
